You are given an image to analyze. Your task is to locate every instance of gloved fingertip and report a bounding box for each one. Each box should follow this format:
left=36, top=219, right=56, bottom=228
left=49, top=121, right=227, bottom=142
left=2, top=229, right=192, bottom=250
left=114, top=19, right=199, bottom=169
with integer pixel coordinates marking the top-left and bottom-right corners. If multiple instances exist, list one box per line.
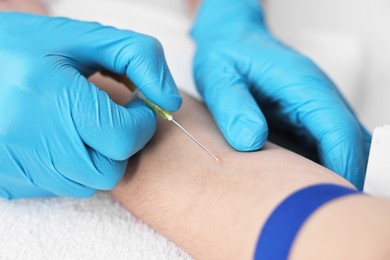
left=322, top=150, right=365, bottom=191
left=236, top=127, right=267, bottom=151
left=350, top=174, right=364, bottom=191
left=356, top=182, right=364, bottom=192
left=164, top=92, right=183, bottom=112
left=130, top=62, right=183, bottom=112
left=346, top=163, right=365, bottom=191
left=227, top=116, right=268, bottom=152
left=354, top=164, right=366, bottom=191
left=158, top=77, right=183, bottom=112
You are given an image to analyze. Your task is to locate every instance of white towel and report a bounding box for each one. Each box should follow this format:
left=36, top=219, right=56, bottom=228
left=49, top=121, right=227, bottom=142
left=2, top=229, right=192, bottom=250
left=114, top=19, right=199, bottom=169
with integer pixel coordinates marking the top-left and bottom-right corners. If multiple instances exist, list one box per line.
left=0, top=192, right=191, bottom=259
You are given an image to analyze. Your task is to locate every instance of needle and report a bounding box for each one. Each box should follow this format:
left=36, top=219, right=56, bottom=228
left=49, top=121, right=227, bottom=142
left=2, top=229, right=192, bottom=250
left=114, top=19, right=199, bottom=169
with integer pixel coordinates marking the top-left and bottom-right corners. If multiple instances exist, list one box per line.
left=143, top=98, right=220, bottom=162
left=101, top=71, right=220, bottom=162
left=170, top=118, right=220, bottom=162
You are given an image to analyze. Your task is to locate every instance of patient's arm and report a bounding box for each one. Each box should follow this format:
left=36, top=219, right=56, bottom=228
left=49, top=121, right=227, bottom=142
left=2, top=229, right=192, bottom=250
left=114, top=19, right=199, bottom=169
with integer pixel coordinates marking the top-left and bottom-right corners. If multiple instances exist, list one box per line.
left=110, top=92, right=390, bottom=259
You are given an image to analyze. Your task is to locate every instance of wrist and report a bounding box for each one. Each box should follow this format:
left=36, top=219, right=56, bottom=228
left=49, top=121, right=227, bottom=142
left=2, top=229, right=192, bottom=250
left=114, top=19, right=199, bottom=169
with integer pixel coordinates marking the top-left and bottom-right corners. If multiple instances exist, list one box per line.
left=191, top=0, right=266, bottom=42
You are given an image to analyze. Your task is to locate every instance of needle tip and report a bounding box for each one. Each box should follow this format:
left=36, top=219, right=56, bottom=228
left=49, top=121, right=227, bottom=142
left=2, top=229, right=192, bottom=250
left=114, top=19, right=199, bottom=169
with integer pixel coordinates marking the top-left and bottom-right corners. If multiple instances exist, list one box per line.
left=171, top=119, right=220, bottom=162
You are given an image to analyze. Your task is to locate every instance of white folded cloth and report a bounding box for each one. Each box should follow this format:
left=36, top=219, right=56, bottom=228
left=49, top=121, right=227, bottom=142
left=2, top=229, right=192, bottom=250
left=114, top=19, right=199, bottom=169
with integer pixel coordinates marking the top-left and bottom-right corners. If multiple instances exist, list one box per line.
left=364, top=125, right=390, bottom=197
left=0, top=192, right=190, bottom=259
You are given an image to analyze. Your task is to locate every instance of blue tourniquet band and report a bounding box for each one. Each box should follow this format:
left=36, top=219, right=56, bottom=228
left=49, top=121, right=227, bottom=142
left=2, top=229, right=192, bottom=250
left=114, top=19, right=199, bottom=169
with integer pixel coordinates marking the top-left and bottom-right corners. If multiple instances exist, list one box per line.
left=254, top=184, right=361, bottom=260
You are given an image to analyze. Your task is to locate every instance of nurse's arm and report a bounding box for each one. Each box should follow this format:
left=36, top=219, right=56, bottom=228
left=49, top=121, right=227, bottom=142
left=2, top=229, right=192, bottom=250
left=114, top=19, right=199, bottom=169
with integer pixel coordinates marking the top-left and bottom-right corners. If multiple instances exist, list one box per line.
left=109, top=92, right=390, bottom=260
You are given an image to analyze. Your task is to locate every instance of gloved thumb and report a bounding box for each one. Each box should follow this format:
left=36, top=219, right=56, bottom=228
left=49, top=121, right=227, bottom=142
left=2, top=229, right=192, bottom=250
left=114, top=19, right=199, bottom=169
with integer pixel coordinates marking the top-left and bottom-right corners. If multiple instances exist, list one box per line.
left=70, top=77, right=156, bottom=161
left=195, top=56, right=268, bottom=151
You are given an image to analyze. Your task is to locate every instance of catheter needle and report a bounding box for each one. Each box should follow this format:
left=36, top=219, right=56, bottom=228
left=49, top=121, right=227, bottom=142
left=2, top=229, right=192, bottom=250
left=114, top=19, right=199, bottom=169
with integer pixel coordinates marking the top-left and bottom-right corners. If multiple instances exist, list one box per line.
left=102, top=71, right=220, bottom=162
left=170, top=118, right=219, bottom=162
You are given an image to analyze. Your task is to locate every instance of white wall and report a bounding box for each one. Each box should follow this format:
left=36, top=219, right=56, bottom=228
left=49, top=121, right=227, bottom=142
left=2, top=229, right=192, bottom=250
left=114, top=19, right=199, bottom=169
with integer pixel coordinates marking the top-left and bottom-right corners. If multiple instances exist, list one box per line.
left=265, top=0, right=390, bottom=130
left=48, top=0, right=390, bottom=131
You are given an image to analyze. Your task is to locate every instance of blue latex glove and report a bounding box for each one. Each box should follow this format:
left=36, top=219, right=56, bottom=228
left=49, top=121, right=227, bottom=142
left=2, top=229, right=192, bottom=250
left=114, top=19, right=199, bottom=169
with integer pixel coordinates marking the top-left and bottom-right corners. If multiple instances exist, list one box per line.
left=192, top=0, right=371, bottom=189
left=0, top=13, right=182, bottom=199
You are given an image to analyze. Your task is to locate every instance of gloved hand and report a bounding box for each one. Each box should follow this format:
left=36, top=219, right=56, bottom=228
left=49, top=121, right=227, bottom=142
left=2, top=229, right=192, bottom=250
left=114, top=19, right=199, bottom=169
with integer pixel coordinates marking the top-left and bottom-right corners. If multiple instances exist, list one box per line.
left=0, top=13, right=182, bottom=199
left=191, top=0, right=371, bottom=190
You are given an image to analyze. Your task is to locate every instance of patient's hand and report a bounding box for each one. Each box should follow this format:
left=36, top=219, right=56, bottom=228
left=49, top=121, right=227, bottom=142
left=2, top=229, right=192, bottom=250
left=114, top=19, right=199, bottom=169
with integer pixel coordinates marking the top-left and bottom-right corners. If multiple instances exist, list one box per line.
left=112, top=93, right=352, bottom=259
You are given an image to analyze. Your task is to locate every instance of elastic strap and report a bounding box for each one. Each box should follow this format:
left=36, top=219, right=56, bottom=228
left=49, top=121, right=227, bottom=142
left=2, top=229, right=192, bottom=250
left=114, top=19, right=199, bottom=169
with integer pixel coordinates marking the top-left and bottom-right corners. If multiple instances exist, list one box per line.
left=254, top=184, right=360, bottom=260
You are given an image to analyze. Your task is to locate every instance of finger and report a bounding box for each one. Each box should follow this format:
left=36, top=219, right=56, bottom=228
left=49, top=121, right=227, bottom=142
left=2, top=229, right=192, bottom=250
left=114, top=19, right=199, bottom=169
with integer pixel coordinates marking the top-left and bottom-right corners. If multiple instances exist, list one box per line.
left=195, top=58, right=268, bottom=151
left=70, top=75, right=157, bottom=161
left=16, top=144, right=122, bottom=194
left=300, top=91, right=368, bottom=190
left=33, top=173, right=97, bottom=198
left=249, top=49, right=369, bottom=189
left=267, top=77, right=366, bottom=189
left=52, top=146, right=128, bottom=191
left=0, top=153, right=96, bottom=199
left=4, top=129, right=128, bottom=193
left=52, top=18, right=182, bottom=112
left=329, top=84, right=372, bottom=174
left=361, top=125, right=372, bottom=161
left=317, top=124, right=364, bottom=186
left=40, top=134, right=128, bottom=191
left=0, top=183, right=54, bottom=200
left=341, top=92, right=372, bottom=173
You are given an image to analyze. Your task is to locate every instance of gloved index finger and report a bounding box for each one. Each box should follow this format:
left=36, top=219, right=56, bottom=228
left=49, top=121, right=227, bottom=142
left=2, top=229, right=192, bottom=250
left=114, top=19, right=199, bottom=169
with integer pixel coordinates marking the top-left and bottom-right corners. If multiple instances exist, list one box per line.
left=247, top=46, right=368, bottom=189
left=289, top=85, right=366, bottom=190
left=49, top=18, right=183, bottom=112
left=195, top=59, right=268, bottom=151
left=122, top=34, right=182, bottom=112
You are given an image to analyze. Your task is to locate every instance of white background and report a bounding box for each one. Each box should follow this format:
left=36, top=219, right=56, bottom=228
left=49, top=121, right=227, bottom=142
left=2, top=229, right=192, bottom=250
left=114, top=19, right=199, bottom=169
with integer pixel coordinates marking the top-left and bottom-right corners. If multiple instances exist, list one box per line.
left=47, top=0, right=390, bottom=131
left=266, top=0, right=390, bottom=131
